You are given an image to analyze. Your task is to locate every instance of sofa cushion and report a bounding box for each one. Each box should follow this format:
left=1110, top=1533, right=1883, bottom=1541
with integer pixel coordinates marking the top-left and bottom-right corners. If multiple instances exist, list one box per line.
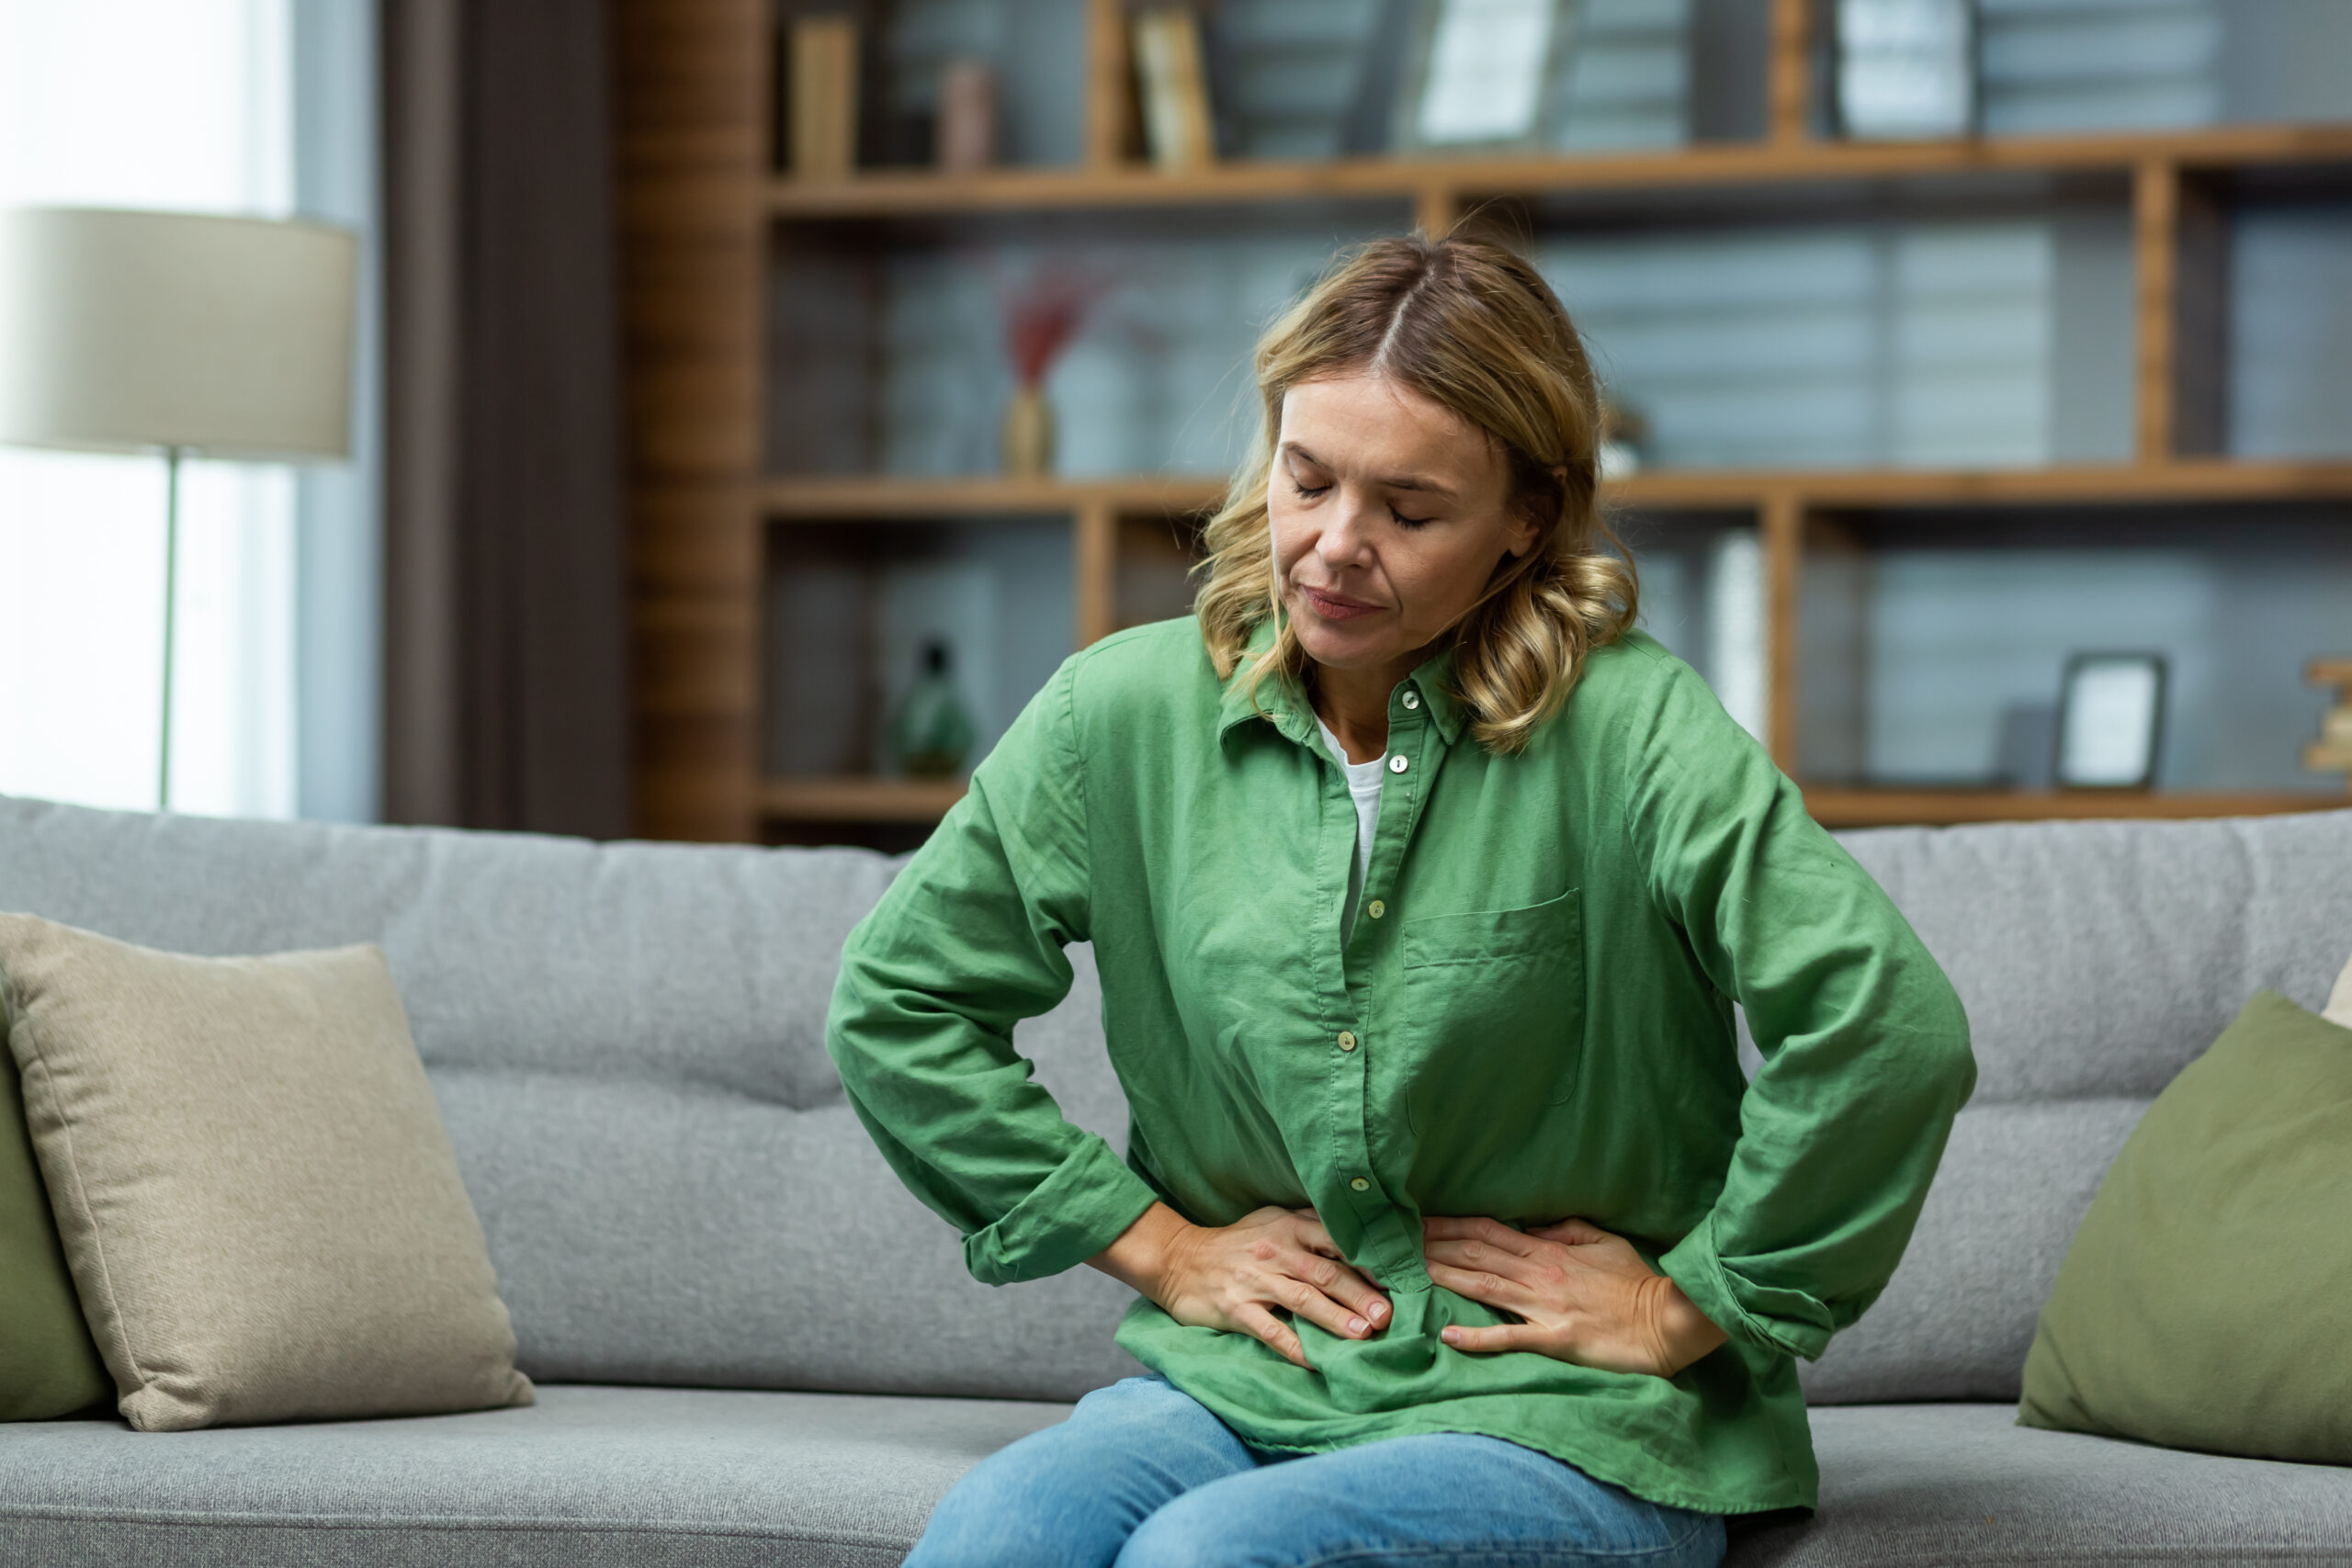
left=1729, top=1404, right=2352, bottom=1567
left=0, top=1043, right=107, bottom=1420
left=1798, top=1097, right=2144, bottom=1404
left=1838, top=813, right=2352, bottom=1106
left=430, top=1066, right=1146, bottom=1400
left=2018, top=990, right=2352, bottom=1463
left=2, top=1392, right=2346, bottom=1568
left=0, top=1382, right=1070, bottom=1568
left=0, top=916, right=533, bottom=1431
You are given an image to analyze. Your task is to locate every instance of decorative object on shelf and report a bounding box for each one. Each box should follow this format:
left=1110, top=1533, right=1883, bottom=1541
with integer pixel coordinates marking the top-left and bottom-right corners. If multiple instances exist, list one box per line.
left=999, top=263, right=1109, bottom=478
left=2301, top=659, right=2352, bottom=789
left=1597, top=397, right=1648, bottom=479
left=789, top=13, right=859, bottom=179
left=1395, top=0, right=1577, bottom=154
left=1836, top=0, right=1975, bottom=141
left=888, top=640, right=978, bottom=779
left=1133, top=6, right=1217, bottom=170
left=935, top=59, right=996, bottom=173
left=0, top=206, right=356, bottom=812
left=2055, top=652, right=2167, bottom=790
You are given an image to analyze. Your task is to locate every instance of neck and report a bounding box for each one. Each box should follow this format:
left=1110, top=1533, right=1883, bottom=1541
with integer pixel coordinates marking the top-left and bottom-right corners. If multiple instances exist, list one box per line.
left=1308, top=652, right=1420, bottom=765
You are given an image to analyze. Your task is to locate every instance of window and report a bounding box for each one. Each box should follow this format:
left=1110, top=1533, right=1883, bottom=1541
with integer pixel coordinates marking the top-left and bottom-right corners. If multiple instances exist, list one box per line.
left=0, top=0, right=376, bottom=819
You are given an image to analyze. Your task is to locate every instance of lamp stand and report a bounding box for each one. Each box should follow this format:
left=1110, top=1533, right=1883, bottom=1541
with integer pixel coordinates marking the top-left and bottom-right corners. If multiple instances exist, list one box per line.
left=159, top=445, right=186, bottom=812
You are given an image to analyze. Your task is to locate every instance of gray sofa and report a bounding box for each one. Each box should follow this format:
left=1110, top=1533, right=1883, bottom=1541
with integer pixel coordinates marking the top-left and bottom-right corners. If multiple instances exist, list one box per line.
left=2, top=791, right=2349, bottom=1567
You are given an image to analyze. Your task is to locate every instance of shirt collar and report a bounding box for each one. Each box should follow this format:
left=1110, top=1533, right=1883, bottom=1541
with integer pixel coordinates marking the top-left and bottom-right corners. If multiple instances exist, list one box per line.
left=1215, top=615, right=1468, bottom=749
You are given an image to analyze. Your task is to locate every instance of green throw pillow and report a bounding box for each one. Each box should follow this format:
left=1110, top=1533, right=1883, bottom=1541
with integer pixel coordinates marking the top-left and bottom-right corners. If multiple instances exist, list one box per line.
left=2018, top=989, right=2352, bottom=1462
left=0, top=1035, right=111, bottom=1419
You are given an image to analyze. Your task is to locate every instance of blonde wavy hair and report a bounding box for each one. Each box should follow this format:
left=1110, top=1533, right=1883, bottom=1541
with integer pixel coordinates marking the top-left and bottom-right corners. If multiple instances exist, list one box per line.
left=1194, top=232, right=1637, bottom=755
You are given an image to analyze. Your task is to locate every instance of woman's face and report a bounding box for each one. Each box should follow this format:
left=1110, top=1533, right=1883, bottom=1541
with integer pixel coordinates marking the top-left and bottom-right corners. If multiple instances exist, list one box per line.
left=1268, top=372, right=1537, bottom=677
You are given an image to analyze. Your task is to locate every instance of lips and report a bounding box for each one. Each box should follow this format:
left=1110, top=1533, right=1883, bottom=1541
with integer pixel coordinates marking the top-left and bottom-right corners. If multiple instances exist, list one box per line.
left=1301, top=584, right=1384, bottom=620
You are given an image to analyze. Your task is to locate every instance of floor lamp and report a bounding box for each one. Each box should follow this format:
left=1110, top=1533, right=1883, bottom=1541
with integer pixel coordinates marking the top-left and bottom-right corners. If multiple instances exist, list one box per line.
left=0, top=207, right=356, bottom=810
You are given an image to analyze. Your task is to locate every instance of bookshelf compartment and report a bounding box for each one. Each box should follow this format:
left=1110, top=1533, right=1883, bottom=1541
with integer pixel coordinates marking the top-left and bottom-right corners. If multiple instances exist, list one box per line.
left=1534, top=197, right=2136, bottom=473
left=767, top=204, right=1408, bottom=484
left=762, top=516, right=1076, bottom=792
left=1792, top=502, right=2352, bottom=799
left=2227, top=190, right=2352, bottom=461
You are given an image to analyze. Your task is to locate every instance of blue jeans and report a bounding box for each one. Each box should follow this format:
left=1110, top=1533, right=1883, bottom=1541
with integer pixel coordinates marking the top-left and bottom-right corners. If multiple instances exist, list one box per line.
left=903, top=1375, right=1728, bottom=1568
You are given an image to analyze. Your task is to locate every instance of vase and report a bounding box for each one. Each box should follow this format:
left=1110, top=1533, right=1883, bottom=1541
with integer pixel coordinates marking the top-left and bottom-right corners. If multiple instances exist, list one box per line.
left=888, top=640, right=978, bottom=779
left=1001, top=382, right=1054, bottom=477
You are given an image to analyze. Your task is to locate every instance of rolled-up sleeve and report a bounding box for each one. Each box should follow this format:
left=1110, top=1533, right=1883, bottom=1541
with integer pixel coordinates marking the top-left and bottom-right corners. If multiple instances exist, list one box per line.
left=1632, top=662, right=1977, bottom=1364
left=823, top=656, right=1160, bottom=1286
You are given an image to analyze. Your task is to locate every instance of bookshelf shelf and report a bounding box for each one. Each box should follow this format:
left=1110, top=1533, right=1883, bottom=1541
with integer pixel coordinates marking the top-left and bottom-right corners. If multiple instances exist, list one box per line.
left=619, top=0, right=2352, bottom=844
left=760, top=461, right=2352, bottom=522
left=758, top=775, right=967, bottom=823
left=766, top=123, right=2352, bottom=221
left=1804, top=789, right=2347, bottom=829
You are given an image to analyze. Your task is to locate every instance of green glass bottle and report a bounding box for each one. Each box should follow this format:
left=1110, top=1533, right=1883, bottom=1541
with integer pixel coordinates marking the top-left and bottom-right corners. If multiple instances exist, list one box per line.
left=888, top=640, right=977, bottom=778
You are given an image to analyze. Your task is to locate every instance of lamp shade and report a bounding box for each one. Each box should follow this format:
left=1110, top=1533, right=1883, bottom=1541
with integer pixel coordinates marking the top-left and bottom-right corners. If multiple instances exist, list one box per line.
left=0, top=207, right=356, bottom=462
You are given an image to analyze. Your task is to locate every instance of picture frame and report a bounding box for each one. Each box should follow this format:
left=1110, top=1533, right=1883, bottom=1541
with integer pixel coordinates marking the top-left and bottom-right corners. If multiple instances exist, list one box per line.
left=2054, top=652, right=2168, bottom=790
left=1391, top=0, right=1580, bottom=157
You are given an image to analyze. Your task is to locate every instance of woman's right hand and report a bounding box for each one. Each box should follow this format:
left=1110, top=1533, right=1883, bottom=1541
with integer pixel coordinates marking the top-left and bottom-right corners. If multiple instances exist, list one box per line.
left=1088, top=1201, right=1391, bottom=1371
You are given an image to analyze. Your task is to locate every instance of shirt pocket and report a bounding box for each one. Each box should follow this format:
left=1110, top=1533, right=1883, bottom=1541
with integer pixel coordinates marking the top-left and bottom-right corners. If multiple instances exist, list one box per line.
left=1398, top=885, right=1586, bottom=1115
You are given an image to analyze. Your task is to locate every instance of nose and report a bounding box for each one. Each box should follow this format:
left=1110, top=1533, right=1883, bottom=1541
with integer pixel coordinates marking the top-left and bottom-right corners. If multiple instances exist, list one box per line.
left=1316, top=490, right=1377, bottom=570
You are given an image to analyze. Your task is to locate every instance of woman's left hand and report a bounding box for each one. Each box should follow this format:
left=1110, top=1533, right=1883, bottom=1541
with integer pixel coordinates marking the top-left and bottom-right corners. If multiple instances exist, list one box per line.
left=1421, top=1214, right=1729, bottom=1377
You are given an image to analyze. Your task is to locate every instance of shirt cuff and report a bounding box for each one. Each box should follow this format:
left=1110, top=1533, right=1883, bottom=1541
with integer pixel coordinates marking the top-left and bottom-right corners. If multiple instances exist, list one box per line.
left=1658, top=1209, right=1838, bottom=1364
left=961, top=1133, right=1162, bottom=1287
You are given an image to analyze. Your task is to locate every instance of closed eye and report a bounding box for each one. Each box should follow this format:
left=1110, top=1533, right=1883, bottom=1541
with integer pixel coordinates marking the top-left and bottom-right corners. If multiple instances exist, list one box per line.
left=1289, top=478, right=1431, bottom=528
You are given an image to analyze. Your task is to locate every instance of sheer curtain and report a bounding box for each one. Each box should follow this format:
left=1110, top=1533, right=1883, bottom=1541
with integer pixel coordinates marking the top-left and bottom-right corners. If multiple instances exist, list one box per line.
left=0, top=1, right=301, bottom=817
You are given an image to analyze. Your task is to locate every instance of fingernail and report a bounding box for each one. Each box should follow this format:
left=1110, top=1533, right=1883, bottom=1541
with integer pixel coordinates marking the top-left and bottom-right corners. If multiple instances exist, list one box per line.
left=1441, top=1327, right=1460, bottom=1344
left=1346, top=1316, right=1367, bottom=1335
left=1370, top=1302, right=1387, bottom=1321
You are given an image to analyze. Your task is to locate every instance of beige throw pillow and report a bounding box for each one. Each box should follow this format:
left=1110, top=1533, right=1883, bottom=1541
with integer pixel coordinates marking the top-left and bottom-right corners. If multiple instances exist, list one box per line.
left=0, top=914, right=533, bottom=1432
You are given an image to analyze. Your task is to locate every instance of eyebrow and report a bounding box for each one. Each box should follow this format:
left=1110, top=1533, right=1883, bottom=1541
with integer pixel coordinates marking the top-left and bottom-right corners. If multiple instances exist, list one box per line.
left=1281, top=442, right=1460, bottom=501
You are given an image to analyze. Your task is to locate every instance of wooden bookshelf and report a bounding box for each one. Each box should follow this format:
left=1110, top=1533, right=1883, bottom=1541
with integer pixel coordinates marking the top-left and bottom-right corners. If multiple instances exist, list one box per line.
left=616, top=0, right=2352, bottom=843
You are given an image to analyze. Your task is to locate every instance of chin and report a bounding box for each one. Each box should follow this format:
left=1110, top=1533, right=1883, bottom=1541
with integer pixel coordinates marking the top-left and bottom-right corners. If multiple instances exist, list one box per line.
left=1288, top=602, right=1386, bottom=668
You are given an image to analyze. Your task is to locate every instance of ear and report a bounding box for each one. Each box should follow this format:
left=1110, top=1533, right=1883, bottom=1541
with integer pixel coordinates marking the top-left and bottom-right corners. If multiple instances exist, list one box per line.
left=1504, top=465, right=1567, bottom=558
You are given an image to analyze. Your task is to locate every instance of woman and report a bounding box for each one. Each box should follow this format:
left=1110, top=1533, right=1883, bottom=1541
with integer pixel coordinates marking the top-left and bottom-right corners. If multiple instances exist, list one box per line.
left=825, top=234, right=1975, bottom=1567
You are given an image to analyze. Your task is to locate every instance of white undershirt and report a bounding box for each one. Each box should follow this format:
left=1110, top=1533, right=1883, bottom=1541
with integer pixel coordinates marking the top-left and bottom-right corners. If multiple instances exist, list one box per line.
left=1315, top=712, right=1385, bottom=943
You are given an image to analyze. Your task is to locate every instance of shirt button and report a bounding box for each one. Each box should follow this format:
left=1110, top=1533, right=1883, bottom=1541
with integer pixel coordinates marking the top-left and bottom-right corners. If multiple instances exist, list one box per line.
left=1336, top=1030, right=1357, bottom=1051
left=1366, top=898, right=1385, bottom=919
left=1387, top=754, right=1408, bottom=774
left=1350, top=1177, right=1370, bottom=1191
left=1402, top=691, right=1420, bottom=710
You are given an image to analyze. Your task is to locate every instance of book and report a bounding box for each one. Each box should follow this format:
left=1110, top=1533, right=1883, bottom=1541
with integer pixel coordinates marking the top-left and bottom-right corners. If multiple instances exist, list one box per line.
left=790, top=15, right=859, bottom=180
left=1132, top=7, right=1216, bottom=171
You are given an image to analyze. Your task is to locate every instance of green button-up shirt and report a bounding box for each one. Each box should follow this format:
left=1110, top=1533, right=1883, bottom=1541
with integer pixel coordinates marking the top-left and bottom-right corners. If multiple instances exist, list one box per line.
left=825, top=613, right=1975, bottom=1516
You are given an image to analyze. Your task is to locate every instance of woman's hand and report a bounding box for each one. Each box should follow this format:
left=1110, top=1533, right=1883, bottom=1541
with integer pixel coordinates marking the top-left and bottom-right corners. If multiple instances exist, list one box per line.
left=1088, top=1201, right=1391, bottom=1371
left=1422, top=1214, right=1728, bottom=1377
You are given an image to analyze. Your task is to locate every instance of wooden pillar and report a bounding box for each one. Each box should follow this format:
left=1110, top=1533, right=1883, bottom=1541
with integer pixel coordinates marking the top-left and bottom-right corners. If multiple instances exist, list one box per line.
left=1076, top=501, right=1119, bottom=647
left=1769, top=0, right=1813, bottom=145
left=1417, top=186, right=1459, bottom=239
left=1761, top=491, right=1804, bottom=775
left=2133, top=159, right=2226, bottom=463
left=616, top=0, right=767, bottom=840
